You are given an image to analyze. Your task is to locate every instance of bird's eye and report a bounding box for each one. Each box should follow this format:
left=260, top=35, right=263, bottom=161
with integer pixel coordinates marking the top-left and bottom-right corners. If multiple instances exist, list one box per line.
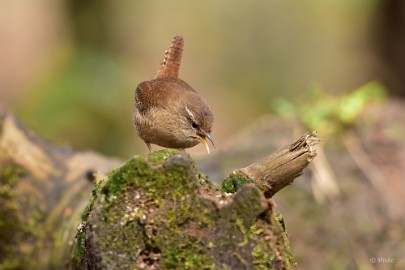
left=191, top=122, right=198, bottom=129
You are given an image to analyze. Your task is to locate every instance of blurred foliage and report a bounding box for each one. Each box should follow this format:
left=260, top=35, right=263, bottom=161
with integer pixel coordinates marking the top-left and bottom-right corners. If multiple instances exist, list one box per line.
left=3, top=0, right=379, bottom=158
left=17, top=49, right=134, bottom=156
left=271, top=81, right=387, bottom=136
left=337, top=82, right=386, bottom=123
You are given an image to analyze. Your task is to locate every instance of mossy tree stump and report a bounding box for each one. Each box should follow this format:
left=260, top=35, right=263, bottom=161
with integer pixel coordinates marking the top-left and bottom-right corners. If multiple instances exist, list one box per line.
left=72, top=150, right=294, bottom=269
left=0, top=111, right=319, bottom=270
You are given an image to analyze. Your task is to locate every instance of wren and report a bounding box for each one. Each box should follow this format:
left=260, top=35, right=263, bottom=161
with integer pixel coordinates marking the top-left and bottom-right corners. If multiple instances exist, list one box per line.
left=134, top=36, right=215, bottom=154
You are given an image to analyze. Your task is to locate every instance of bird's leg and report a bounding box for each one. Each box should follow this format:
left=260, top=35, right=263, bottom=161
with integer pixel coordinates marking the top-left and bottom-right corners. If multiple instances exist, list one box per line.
left=145, top=142, right=152, bottom=153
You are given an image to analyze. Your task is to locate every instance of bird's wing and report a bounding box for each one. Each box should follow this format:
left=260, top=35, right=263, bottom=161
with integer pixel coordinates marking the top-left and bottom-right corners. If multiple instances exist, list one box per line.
left=135, top=78, right=196, bottom=115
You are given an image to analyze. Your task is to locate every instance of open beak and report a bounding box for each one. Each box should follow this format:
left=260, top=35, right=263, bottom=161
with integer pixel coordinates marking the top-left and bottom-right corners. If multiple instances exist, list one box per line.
left=198, top=132, right=216, bottom=155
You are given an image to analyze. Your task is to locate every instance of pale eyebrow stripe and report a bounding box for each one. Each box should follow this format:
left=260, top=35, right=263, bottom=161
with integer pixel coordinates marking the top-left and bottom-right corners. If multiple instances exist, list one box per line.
left=185, top=105, right=195, bottom=120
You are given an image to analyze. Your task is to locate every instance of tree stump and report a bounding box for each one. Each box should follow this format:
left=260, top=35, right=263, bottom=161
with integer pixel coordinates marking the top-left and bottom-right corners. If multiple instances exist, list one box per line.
left=0, top=110, right=319, bottom=269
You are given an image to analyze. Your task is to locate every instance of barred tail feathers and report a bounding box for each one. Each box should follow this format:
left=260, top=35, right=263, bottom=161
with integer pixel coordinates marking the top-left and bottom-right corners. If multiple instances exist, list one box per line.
left=155, top=35, right=184, bottom=79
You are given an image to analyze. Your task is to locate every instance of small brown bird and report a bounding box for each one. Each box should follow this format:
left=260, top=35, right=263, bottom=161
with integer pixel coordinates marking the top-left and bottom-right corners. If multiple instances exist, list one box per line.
left=134, top=36, right=215, bottom=154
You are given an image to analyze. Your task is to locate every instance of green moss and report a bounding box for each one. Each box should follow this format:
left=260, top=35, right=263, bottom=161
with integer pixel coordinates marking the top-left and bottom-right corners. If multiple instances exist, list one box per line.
left=76, top=229, right=86, bottom=258
left=222, top=184, right=264, bottom=226
left=147, top=148, right=181, bottom=166
left=99, top=150, right=195, bottom=205
left=79, top=149, right=294, bottom=269
left=151, top=200, right=217, bottom=269
left=219, top=172, right=251, bottom=193
left=101, top=156, right=150, bottom=200
left=274, top=212, right=286, bottom=231
left=0, top=164, right=24, bottom=269
left=233, top=252, right=248, bottom=267
left=70, top=224, right=86, bottom=267
left=82, top=150, right=216, bottom=269
left=271, top=212, right=295, bottom=268
left=235, top=218, right=249, bottom=247
left=81, top=180, right=104, bottom=221
left=0, top=163, right=47, bottom=269
left=93, top=218, right=146, bottom=268
left=197, top=172, right=217, bottom=190
left=161, top=240, right=214, bottom=269
left=217, top=185, right=294, bottom=269
left=249, top=212, right=295, bottom=269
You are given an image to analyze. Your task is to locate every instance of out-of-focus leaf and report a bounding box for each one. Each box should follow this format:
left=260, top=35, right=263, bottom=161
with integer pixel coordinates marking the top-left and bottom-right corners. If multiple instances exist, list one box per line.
left=299, top=84, right=337, bottom=133
left=338, top=82, right=387, bottom=124
left=274, top=82, right=388, bottom=135
left=270, top=97, right=295, bottom=119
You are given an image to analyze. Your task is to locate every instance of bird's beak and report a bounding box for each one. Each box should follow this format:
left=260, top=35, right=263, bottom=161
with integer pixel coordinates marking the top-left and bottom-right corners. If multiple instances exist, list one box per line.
left=199, top=132, right=216, bottom=155
left=206, top=132, right=216, bottom=149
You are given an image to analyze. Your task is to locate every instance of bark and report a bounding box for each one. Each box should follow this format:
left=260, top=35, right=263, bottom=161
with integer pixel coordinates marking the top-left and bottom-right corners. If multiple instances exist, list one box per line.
left=0, top=110, right=319, bottom=270
left=220, top=132, right=319, bottom=198
left=374, top=0, right=405, bottom=97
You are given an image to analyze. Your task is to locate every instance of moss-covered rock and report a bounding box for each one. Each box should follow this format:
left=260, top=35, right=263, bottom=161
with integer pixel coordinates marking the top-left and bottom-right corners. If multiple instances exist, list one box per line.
left=72, top=149, right=294, bottom=269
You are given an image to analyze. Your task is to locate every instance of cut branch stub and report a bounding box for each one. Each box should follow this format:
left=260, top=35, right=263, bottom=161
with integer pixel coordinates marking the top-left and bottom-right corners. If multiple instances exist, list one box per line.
left=220, top=131, right=320, bottom=197
left=155, top=35, right=184, bottom=79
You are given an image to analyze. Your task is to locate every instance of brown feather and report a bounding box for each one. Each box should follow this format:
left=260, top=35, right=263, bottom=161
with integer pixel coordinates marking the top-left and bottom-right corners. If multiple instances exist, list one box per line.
left=155, top=36, right=184, bottom=79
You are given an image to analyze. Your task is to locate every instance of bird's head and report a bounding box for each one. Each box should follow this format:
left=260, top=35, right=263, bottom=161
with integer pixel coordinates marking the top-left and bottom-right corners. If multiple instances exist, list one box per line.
left=178, top=96, right=215, bottom=154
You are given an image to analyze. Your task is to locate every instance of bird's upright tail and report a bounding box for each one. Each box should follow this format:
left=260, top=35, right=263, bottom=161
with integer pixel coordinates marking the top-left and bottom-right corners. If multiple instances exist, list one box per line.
left=155, top=35, right=184, bottom=79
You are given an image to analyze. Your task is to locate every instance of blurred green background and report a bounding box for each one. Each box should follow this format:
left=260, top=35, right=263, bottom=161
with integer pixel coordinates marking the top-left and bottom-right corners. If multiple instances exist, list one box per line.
left=1, top=1, right=404, bottom=269
left=0, top=0, right=383, bottom=158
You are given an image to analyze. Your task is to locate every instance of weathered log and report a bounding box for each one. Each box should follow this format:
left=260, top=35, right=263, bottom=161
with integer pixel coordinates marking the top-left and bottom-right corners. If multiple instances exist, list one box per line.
left=0, top=111, right=120, bottom=269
